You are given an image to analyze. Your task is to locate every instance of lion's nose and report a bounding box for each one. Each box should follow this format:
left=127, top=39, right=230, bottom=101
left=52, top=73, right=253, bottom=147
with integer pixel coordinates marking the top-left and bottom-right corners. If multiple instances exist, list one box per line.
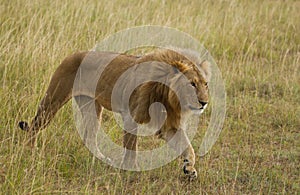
left=199, top=101, right=208, bottom=107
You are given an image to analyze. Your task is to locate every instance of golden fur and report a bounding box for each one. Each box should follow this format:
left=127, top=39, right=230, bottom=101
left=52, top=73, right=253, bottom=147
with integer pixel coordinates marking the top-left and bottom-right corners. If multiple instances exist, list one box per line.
left=19, top=48, right=210, bottom=178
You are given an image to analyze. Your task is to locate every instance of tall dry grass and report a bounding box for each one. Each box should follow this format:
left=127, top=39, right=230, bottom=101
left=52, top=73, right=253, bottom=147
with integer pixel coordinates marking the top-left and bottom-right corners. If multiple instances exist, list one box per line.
left=0, top=0, right=299, bottom=194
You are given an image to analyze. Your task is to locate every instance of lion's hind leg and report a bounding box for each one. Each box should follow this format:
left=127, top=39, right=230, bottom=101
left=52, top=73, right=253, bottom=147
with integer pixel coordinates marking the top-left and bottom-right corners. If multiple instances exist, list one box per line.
left=74, top=95, right=107, bottom=160
left=121, top=113, right=138, bottom=169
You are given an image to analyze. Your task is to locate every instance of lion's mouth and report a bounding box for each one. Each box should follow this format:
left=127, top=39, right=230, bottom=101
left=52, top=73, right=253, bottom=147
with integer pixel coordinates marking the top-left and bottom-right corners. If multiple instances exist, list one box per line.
left=188, top=105, right=204, bottom=111
left=188, top=104, right=207, bottom=113
left=189, top=105, right=202, bottom=110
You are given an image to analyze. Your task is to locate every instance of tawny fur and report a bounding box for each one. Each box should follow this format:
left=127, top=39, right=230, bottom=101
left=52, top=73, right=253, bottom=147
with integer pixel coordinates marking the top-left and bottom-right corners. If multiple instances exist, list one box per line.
left=19, top=48, right=210, bottom=178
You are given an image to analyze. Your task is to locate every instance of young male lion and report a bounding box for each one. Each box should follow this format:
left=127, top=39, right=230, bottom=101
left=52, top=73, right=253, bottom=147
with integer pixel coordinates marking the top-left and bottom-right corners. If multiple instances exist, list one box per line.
left=19, top=48, right=210, bottom=179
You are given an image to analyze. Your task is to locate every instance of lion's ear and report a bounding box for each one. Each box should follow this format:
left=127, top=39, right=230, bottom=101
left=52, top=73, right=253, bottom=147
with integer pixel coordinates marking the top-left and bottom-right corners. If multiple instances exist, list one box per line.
left=172, top=66, right=180, bottom=74
left=200, top=60, right=211, bottom=81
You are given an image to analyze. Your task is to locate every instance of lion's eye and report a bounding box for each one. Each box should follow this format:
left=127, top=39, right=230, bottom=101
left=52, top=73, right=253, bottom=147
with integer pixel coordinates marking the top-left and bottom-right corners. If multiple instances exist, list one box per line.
left=191, top=82, right=196, bottom=87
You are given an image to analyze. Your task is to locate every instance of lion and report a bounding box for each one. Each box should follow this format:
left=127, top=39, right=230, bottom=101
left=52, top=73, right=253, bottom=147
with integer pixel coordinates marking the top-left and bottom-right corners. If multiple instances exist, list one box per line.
left=19, top=48, right=211, bottom=179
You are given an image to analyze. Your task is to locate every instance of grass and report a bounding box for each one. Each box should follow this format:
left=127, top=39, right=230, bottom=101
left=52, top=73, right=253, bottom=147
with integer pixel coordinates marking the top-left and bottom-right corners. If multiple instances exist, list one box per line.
left=1, top=0, right=299, bottom=194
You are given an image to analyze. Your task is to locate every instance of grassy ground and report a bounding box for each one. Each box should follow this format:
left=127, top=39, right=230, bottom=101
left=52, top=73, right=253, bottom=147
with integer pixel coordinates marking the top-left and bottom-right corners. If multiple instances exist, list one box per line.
left=1, top=0, right=299, bottom=194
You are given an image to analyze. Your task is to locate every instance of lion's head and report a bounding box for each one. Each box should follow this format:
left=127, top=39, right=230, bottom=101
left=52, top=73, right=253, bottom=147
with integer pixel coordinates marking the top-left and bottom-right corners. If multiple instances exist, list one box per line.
left=143, top=48, right=211, bottom=115
left=131, top=48, right=211, bottom=124
left=167, top=58, right=211, bottom=115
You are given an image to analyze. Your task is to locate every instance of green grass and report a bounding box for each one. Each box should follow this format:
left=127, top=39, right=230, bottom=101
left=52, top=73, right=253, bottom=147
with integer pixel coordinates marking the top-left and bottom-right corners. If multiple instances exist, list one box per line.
left=1, top=0, right=299, bottom=194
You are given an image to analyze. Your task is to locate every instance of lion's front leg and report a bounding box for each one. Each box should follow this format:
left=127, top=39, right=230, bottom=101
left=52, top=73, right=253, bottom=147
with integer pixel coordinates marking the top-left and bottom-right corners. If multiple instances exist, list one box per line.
left=182, top=145, right=197, bottom=179
left=160, top=128, right=197, bottom=179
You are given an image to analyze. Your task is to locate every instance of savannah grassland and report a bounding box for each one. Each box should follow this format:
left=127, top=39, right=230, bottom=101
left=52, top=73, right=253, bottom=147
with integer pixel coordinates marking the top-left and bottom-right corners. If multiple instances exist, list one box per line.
left=0, top=0, right=299, bottom=194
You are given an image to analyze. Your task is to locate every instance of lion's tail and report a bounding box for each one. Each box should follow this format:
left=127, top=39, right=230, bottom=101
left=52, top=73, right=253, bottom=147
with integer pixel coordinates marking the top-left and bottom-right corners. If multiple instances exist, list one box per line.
left=19, top=121, right=29, bottom=131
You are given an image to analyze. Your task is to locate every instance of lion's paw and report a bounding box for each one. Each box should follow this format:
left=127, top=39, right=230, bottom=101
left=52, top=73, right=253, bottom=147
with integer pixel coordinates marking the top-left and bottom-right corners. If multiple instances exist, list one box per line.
left=183, top=159, right=197, bottom=180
